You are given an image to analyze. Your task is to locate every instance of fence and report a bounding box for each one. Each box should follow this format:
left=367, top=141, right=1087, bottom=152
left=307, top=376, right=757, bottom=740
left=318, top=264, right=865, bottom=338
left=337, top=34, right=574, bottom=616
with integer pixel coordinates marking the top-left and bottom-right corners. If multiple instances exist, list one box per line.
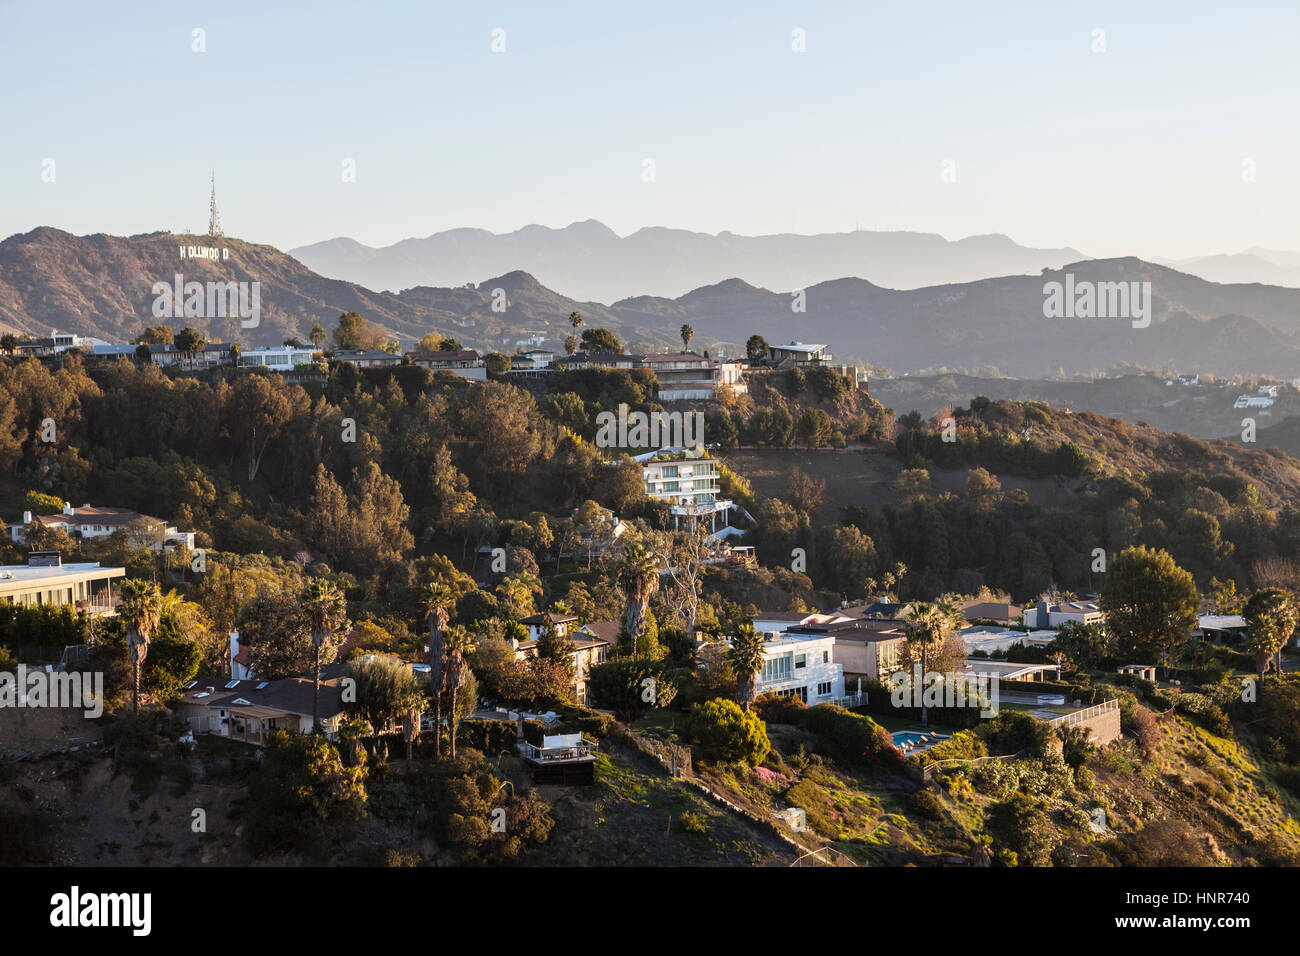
left=1043, top=699, right=1119, bottom=729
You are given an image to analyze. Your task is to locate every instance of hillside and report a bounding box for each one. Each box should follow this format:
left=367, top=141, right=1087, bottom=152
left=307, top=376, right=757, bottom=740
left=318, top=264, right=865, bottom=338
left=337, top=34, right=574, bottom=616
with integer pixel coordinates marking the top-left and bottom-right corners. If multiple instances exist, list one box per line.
left=0, top=228, right=669, bottom=352
left=612, top=259, right=1300, bottom=378
left=870, top=372, right=1300, bottom=447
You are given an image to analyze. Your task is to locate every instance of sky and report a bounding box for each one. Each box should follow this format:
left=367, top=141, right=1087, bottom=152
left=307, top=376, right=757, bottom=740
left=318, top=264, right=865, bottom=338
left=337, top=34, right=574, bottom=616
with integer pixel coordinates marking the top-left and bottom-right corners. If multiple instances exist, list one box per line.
left=2, top=0, right=1298, bottom=260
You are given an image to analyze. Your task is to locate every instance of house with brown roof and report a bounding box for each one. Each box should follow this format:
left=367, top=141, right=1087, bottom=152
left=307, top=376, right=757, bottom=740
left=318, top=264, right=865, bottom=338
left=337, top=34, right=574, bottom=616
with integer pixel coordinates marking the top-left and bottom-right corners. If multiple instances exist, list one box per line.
left=176, top=675, right=347, bottom=744
left=511, top=616, right=613, bottom=705
left=405, top=349, right=487, bottom=379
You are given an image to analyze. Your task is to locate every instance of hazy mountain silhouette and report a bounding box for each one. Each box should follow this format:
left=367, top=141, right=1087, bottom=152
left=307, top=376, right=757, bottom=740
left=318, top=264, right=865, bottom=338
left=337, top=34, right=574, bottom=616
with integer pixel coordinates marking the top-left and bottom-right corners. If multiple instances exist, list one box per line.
left=289, top=220, right=1088, bottom=301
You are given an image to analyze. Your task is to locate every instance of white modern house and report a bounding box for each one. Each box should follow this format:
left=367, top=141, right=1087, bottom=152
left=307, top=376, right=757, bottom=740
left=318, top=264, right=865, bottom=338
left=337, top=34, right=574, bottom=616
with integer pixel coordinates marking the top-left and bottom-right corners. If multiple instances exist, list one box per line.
left=635, top=446, right=735, bottom=533
left=751, top=632, right=847, bottom=705
left=0, top=554, right=124, bottom=611
left=239, top=345, right=317, bottom=371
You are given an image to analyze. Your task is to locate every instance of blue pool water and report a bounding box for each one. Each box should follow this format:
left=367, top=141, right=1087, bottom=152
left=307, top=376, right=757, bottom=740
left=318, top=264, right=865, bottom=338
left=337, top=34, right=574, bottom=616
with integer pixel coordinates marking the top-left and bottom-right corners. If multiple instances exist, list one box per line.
left=893, top=732, right=928, bottom=746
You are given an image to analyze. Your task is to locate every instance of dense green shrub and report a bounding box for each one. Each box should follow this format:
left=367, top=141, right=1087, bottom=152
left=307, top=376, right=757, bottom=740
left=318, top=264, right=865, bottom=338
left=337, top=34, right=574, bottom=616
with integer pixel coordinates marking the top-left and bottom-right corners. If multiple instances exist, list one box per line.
left=687, top=698, right=770, bottom=766
left=987, top=795, right=1054, bottom=866
left=913, top=729, right=987, bottom=765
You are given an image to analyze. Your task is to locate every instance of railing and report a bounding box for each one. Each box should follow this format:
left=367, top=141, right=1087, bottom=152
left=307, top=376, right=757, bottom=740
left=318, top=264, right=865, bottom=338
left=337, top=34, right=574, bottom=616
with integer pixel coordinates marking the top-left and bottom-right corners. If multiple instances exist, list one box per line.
left=830, top=691, right=868, bottom=709
left=516, top=739, right=598, bottom=762
left=1044, top=699, right=1119, bottom=728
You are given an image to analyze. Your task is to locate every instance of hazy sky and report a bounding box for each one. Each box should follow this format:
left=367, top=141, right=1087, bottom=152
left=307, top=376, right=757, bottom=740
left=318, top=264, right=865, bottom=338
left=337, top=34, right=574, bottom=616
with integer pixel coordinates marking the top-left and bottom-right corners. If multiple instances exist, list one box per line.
left=3, top=0, right=1297, bottom=259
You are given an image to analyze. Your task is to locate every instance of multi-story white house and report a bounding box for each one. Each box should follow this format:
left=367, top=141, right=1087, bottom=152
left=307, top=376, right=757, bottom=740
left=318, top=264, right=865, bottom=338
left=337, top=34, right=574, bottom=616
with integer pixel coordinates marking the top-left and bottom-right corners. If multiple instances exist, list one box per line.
left=634, top=446, right=734, bottom=533
left=751, top=632, right=846, bottom=705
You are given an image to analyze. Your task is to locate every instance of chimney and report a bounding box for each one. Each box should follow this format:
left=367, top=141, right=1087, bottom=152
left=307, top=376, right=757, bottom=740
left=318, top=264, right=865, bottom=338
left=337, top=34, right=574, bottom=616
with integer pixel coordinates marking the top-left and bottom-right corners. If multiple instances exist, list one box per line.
left=516, top=716, right=525, bottom=742
left=229, top=630, right=240, bottom=674
left=1036, top=601, right=1050, bottom=628
left=22, top=511, right=31, bottom=525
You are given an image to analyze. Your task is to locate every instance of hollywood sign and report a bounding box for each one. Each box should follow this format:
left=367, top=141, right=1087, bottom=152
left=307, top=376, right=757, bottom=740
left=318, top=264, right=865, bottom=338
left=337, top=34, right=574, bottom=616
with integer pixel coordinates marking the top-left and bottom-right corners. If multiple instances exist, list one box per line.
left=179, top=245, right=229, bottom=261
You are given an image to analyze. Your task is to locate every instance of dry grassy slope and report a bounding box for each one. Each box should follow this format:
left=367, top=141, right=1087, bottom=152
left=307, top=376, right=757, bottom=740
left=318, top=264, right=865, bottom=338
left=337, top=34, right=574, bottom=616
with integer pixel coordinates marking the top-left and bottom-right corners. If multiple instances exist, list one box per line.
left=971, top=400, right=1300, bottom=507
left=872, top=372, right=1300, bottom=445
left=933, top=715, right=1300, bottom=866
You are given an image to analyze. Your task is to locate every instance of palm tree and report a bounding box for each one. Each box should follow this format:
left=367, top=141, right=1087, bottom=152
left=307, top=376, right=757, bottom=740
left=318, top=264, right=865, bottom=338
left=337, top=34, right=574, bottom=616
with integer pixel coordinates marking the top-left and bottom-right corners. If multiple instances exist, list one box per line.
left=399, top=690, right=426, bottom=767
left=119, top=579, right=162, bottom=715
left=729, top=623, right=766, bottom=710
left=903, top=600, right=960, bottom=727
left=569, top=311, right=583, bottom=333
left=680, top=323, right=694, bottom=352
left=617, top=542, right=660, bottom=657
left=420, top=582, right=453, bottom=758
left=302, top=578, right=347, bottom=732
left=309, top=322, right=327, bottom=350
left=442, top=625, right=476, bottom=758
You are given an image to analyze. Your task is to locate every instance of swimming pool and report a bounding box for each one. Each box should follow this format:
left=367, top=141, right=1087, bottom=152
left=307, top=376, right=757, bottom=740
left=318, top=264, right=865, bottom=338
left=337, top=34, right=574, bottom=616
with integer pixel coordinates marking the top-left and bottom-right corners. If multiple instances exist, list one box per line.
left=892, top=731, right=951, bottom=750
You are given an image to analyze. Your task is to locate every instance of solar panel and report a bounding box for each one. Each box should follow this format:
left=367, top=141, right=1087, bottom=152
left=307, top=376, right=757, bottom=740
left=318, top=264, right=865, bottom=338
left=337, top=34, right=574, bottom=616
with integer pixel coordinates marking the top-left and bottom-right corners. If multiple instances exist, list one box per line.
left=225, top=679, right=239, bottom=689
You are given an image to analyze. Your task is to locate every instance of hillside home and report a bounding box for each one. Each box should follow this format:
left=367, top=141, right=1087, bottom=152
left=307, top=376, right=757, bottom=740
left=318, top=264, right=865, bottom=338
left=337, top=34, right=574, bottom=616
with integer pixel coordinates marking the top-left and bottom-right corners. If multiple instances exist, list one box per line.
left=332, top=349, right=402, bottom=369
left=512, top=615, right=612, bottom=705
left=751, top=631, right=846, bottom=705
left=0, top=554, right=124, bottom=612
left=1023, top=600, right=1104, bottom=629
left=11, top=504, right=196, bottom=551
left=634, top=446, right=734, bottom=533
left=639, top=351, right=745, bottom=401
left=177, top=676, right=346, bottom=744
left=958, top=600, right=1023, bottom=625
left=768, top=342, right=833, bottom=367
left=406, top=349, right=488, bottom=379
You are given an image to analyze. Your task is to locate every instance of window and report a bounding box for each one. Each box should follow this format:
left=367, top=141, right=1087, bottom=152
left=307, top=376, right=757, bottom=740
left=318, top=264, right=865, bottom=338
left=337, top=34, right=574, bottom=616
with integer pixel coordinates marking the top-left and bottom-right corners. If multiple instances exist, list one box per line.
left=761, top=655, right=792, bottom=683
left=817, top=682, right=832, bottom=697
left=822, top=651, right=829, bottom=664
left=794, top=653, right=806, bottom=669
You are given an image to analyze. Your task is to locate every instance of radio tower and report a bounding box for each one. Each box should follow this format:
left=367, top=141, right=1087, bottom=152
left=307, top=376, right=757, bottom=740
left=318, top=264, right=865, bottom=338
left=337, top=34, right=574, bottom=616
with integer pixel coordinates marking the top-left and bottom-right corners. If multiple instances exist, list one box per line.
left=208, top=171, right=223, bottom=237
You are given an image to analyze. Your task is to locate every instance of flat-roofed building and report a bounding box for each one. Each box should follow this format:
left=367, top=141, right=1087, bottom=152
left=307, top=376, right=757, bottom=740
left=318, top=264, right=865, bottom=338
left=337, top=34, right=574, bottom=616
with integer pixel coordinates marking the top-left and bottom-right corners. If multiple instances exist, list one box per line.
left=0, top=555, right=124, bottom=612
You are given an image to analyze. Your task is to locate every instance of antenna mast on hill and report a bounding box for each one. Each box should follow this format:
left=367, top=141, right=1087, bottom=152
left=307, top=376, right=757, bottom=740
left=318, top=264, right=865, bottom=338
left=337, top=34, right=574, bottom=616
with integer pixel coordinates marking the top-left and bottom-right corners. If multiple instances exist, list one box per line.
left=208, top=171, right=223, bottom=237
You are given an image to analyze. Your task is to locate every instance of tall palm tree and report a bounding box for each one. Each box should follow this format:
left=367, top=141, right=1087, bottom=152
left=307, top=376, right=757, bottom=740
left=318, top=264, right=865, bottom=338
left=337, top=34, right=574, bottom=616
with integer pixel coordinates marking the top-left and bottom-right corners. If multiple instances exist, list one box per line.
left=309, top=322, right=327, bottom=350
left=119, top=579, right=162, bottom=715
left=442, top=625, right=476, bottom=758
left=617, top=542, right=660, bottom=657
left=729, top=623, right=766, bottom=711
left=569, top=311, right=583, bottom=333
left=302, top=578, right=347, bottom=732
left=420, top=582, right=453, bottom=759
left=903, top=600, right=960, bottom=727
left=399, top=690, right=426, bottom=767
left=680, top=323, right=694, bottom=352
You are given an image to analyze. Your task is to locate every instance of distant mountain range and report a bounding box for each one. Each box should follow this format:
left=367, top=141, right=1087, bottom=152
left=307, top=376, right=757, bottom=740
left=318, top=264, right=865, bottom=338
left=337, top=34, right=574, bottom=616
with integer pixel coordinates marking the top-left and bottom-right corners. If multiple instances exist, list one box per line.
left=289, top=221, right=1088, bottom=301
left=1152, top=249, right=1300, bottom=288
left=7, top=227, right=1300, bottom=378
